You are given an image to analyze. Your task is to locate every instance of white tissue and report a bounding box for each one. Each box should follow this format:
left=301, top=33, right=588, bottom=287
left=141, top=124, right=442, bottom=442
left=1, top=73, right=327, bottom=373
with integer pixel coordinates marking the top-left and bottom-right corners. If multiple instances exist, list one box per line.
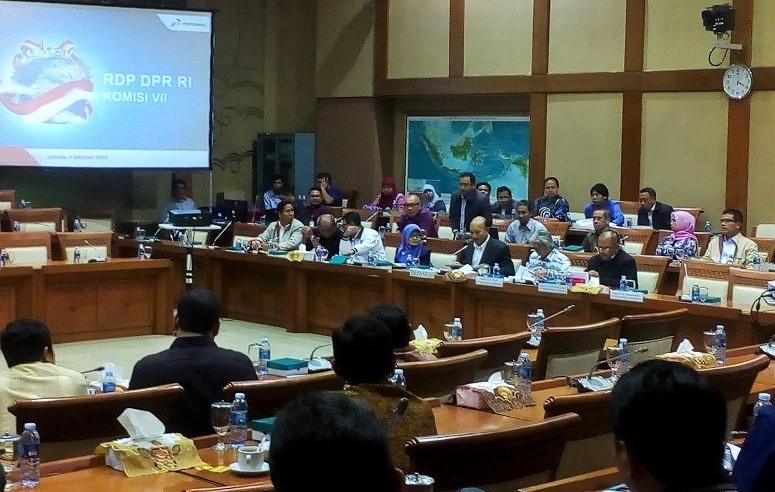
left=676, top=339, right=694, bottom=353
left=458, top=264, right=474, bottom=273
left=298, top=244, right=306, bottom=251
left=118, top=408, right=165, bottom=441
left=413, top=324, right=428, bottom=341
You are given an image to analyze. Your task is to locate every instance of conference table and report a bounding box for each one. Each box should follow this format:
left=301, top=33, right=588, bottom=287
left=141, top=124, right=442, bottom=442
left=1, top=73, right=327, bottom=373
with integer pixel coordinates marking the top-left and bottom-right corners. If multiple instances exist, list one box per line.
left=114, top=236, right=770, bottom=350
left=0, top=258, right=173, bottom=342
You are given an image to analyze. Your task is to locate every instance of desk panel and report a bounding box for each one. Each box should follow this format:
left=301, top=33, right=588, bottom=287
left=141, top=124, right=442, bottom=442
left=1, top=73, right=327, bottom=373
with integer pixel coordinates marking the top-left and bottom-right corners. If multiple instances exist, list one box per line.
left=0, top=266, right=34, bottom=326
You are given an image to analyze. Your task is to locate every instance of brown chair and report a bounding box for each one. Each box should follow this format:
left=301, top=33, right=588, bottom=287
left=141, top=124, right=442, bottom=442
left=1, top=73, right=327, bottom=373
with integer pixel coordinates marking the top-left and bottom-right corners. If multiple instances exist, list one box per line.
left=0, top=189, right=15, bottom=210
left=73, top=209, right=114, bottom=232
left=617, top=201, right=640, bottom=215
left=5, top=207, right=62, bottom=232
left=8, top=383, right=185, bottom=460
left=543, top=390, right=614, bottom=478
left=508, top=243, right=532, bottom=265
left=753, top=224, right=775, bottom=239
left=223, top=371, right=345, bottom=420
left=437, top=332, right=532, bottom=381
left=426, top=237, right=466, bottom=266
left=564, top=251, right=594, bottom=270
left=397, top=349, right=488, bottom=399
left=611, top=226, right=656, bottom=255
left=0, top=231, right=52, bottom=264
left=534, top=318, right=620, bottom=381
left=673, top=207, right=703, bottom=220
left=405, top=413, right=582, bottom=491
left=56, top=231, right=113, bottom=262
left=544, top=222, right=571, bottom=242
left=676, top=259, right=731, bottom=299
left=619, top=308, right=688, bottom=363
left=728, top=267, right=775, bottom=307
left=632, top=254, right=669, bottom=294
left=699, top=354, right=771, bottom=433
left=382, top=232, right=400, bottom=248
left=751, top=237, right=775, bottom=262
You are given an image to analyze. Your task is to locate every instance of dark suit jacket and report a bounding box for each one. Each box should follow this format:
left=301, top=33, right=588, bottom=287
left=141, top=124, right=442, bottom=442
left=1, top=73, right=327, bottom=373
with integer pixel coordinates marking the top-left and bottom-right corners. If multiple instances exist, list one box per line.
left=449, top=191, right=492, bottom=232
left=461, top=238, right=516, bottom=277
left=489, top=200, right=516, bottom=217
left=637, top=201, right=674, bottom=230
left=129, top=336, right=257, bottom=437
left=585, top=250, right=638, bottom=289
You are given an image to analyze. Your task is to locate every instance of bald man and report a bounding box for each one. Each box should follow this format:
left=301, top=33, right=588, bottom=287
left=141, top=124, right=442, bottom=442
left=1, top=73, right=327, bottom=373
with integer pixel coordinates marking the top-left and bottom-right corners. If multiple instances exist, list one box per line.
left=585, top=230, right=638, bottom=289
left=460, top=216, right=515, bottom=276
left=302, top=214, right=343, bottom=260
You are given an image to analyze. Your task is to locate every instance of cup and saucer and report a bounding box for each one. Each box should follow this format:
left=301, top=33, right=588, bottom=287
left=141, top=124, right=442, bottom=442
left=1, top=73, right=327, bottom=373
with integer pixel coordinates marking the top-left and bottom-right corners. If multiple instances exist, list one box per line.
left=229, top=444, right=270, bottom=476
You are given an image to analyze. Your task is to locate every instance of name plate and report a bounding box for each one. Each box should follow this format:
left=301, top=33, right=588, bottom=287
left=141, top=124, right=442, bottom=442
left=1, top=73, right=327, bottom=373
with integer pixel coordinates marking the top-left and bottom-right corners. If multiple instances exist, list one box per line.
left=609, top=290, right=645, bottom=303
left=475, top=275, right=504, bottom=288
left=409, top=268, right=436, bottom=279
left=537, top=282, right=569, bottom=295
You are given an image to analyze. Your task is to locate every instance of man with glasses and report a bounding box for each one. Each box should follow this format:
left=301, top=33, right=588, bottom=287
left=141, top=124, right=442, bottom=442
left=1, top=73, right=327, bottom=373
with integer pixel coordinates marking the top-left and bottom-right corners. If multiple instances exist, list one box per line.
left=505, top=200, right=547, bottom=244
left=397, top=193, right=437, bottom=237
left=703, top=208, right=757, bottom=266
left=449, top=172, right=492, bottom=233
left=339, top=211, right=388, bottom=263
left=586, top=230, right=638, bottom=289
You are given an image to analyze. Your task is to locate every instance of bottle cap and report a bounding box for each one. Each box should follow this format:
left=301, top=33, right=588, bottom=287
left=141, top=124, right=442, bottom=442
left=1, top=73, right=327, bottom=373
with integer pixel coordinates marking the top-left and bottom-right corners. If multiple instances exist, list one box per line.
left=235, top=392, right=245, bottom=399
left=619, top=338, right=628, bottom=344
left=536, top=309, right=544, bottom=314
left=453, top=317, right=461, bottom=322
left=23, top=423, right=35, bottom=431
left=261, top=337, right=269, bottom=343
left=105, top=371, right=113, bottom=376
left=394, top=368, right=404, bottom=375
left=759, top=393, right=771, bottom=402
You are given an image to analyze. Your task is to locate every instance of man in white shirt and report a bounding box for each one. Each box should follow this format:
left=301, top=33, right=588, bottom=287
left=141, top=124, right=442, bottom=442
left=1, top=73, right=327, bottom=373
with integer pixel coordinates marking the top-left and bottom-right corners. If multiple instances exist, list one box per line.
left=339, top=211, right=388, bottom=264
left=505, top=200, right=547, bottom=244
left=703, top=208, right=758, bottom=267
left=0, top=319, right=88, bottom=434
left=160, top=179, right=197, bottom=222
left=526, top=231, right=571, bottom=277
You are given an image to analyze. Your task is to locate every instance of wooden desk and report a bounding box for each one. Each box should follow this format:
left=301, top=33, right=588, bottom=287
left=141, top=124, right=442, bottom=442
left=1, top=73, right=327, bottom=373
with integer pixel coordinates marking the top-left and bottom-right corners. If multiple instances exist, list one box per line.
left=0, top=265, right=35, bottom=327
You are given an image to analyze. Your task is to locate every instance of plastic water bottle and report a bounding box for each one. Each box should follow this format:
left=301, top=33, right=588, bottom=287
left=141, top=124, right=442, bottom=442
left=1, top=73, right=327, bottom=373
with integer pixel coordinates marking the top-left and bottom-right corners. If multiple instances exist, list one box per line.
left=315, top=245, right=325, bottom=262
left=73, top=248, right=82, bottom=264
left=517, top=353, right=533, bottom=399
left=73, top=218, right=82, bottom=232
left=367, top=251, right=376, bottom=266
left=564, top=270, right=573, bottom=287
left=392, top=368, right=406, bottom=390
left=714, top=325, right=727, bottom=366
left=619, top=275, right=628, bottom=291
left=691, top=284, right=700, bottom=302
left=704, top=221, right=712, bottom=233
left=753, top=253, right=762, bottom=271
left=533, top=309, right=545, bottom=344
left=616, top=338, right=630, bottom=378
left=753, top=393, right=772, bottom=420
left=626, top=217, right=633, bottom=227
left=138, top=243, right=145, bottom=260
left=452, top=317, right=463, bottom=341
left=230, top=392, right=249, bottom=447
left=492, top=262, right=501, bottom=278
left=19, top=422, right=40, bottom=488
left=257, top=337, right=271, bottom=375
left=102, top=371, right=116, bottom=393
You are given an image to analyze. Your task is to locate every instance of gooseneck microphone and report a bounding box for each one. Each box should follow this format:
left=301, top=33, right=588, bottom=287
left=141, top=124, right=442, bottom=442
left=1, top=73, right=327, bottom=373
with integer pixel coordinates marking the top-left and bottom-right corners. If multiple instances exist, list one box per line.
left=526, top=305, right=576, bottom=331
left=210, top=220, right=233, bottom=248
left=80, top=366, right=105, bottom=375
left=307, top=343, right=333, bottom=372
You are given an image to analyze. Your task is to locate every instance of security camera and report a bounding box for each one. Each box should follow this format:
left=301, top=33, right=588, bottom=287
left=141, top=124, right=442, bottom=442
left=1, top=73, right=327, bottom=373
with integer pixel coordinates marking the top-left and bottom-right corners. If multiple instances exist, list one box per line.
left=701, top=4, right=735, bottom=34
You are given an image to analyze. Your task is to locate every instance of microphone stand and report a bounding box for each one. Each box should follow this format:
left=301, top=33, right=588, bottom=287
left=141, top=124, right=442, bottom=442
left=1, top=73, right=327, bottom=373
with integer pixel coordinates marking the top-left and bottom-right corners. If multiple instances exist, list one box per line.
left=527, top=305, right=576, bottom=331
left=210, top=220, right=233, bottom=248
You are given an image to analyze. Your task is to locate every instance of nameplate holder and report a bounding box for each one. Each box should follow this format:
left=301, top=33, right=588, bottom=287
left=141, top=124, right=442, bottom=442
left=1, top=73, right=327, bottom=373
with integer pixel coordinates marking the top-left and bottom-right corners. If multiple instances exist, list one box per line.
left=475, top=276, right=504, bottom=288
left=537, top=283, right=569, bottom=295
left=610, top=290, right=644, bottom=303
left=409, top=268, right=436, bottom=279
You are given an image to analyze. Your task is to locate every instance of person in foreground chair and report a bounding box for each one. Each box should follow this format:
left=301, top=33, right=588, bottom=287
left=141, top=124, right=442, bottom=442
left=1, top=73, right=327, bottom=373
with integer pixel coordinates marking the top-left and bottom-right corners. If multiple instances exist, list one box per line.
left=462, top=216, right=516, bottom=276
left=505, top=200, right=547, bottom=244
left=703, top=208, right=757, bottom=267
left=332, top=314, right=437, bottom=470
left=369, top=304, right=436, bottom=363
left=339, top=211, right=388, bottom=263
left=271, top=391, right=403, bottom=492
left=586, top=230, right=638, bottom=289
left=611, top=360, right=734, bottom=492
left=394, top=224, right=431, bottom=266
left=254, top=199, right=304, bottom=251
left=129, top=289, right=257, bottom=437
left=0, top=319, right=88, bottom=434
left=525, top=230, right=570, bottom=277
left=302, top=214, right=342, bottom=260
left=655, top=211, right=699, bottom=259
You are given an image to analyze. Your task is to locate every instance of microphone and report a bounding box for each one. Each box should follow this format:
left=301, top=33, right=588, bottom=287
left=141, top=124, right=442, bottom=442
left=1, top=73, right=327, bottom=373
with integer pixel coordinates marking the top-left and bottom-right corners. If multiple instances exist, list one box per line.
left=365, top=211, right=380, bottom=223
left=526, top=305, right=576, bottom=331
left=82, top=240, right=107, bottom=262
left=572, top=347, right=649, bottom=391
left=20, top=199, right=31, bottom=209
left=209, top=220, right=233, bottom=248
left=307, top=343, right=333, bottom=372
left=80, top=366, right=105, bottom=375
left=385, top=397, right=410, bottom=434
left=452, top=238, right=473, bottom=257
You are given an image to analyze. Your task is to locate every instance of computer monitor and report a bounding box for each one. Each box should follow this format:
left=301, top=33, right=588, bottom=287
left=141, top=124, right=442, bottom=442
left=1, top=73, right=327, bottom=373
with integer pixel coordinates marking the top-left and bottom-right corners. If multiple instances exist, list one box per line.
left=216, top=199, right=248, bottom=223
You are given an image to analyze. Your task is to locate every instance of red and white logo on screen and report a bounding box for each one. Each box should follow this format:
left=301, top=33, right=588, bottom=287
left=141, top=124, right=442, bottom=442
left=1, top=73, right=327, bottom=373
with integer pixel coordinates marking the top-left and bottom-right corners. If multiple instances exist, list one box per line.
left=0, top=40, right=94, bottom=124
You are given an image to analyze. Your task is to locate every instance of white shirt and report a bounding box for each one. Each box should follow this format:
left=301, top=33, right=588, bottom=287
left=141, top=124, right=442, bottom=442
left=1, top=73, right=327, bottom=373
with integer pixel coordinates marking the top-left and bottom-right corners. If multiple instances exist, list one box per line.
left=721, top=235, right=737, bottom=264
left=340, top=227, right=388, bottom=264
left=471, top=236, right=490, bottom=267
left=459, top=197, right=467, bottom=231
left=647, top=203, right=656, bottom=226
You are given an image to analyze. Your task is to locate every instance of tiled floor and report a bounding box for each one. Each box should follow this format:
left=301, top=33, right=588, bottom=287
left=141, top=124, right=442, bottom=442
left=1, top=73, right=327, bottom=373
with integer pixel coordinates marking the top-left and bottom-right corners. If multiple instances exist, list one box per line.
left=12, top=319, right=332, bottom=381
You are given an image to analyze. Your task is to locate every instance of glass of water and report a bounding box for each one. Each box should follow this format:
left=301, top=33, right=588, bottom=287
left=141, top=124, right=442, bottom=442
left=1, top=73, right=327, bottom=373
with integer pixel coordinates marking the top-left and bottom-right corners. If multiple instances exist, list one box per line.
left=210, top=401, right=233, bottom=452
left=606, top=345, right=624, bottom=381
left=443, top=323, right=455, bottom=341
left=0, top=432, right=19, bottom=489
left=703, top=331, right=717, bottom=355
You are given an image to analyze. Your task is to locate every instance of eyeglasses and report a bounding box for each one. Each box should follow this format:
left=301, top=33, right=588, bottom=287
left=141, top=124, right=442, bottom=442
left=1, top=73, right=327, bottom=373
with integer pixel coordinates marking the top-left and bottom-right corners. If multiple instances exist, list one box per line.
left=405, top=202, right=420, bottom=208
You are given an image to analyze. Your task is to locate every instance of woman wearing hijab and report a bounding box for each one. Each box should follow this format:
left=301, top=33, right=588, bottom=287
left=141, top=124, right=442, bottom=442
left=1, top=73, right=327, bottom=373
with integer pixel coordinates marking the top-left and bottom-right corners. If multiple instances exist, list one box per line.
left=421, top=184, right=446, bottom=212
left=394, top=224, right=431, bottom=266
left=655, top=211, right=699, bottom=259
left=366, top=177, right=405, bottom=212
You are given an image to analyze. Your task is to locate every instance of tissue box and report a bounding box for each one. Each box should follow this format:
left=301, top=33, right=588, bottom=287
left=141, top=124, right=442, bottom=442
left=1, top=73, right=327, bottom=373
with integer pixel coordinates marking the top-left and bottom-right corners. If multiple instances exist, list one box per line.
left=99, top=434, right=205, bottom=477
left=267, top=357, right=309, bottom=376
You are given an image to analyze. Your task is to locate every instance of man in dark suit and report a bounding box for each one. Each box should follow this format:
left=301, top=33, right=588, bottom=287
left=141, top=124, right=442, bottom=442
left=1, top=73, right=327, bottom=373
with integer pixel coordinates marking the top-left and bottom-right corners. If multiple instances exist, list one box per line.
left=129, top=289, right=257, bottom=437
left=461, top=216, right=515, bottom=276
left=637, top=187, right=673, bottom=230
left=585, top=230, right=638, bottom=289
left=449, top=172, right=492, bottom=233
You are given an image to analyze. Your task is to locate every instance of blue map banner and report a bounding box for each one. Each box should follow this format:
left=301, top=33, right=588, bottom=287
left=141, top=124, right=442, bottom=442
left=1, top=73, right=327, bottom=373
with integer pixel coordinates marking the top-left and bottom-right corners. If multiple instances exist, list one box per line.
left=406, top=116, right=530, bottom=200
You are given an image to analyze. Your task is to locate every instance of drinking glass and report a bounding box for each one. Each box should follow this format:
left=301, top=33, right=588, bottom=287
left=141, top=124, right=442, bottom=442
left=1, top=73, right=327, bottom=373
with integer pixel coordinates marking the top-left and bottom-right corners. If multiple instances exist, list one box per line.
left=377, top=226, right=387, bottom=238
left=143, top=246, right=153, bottom=259
left=526, top=313, right=540, bottom=344
left=606, top=345, right=624, bottom=382
left=703, top=331, right=717, bottom=355
left=699, top=286, right=709, bottom=302
left=0, top=432, right=19, bottom=489
left=211, top=401, right=233, bottom=452
left=443, top=323, right=455, bottom=341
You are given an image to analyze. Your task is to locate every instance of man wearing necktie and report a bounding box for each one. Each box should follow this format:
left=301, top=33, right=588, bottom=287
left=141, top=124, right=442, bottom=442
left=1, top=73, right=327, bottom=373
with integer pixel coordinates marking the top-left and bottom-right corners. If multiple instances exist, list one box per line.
left=448, top=172, right=491, bottom=233
left=702, top=208, right=758, bottom=267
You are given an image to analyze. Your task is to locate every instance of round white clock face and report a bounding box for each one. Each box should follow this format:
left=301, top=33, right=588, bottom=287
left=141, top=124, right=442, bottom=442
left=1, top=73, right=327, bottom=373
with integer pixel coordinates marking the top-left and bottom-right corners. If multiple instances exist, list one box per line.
left=723, top=64, right=752, bottom=100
